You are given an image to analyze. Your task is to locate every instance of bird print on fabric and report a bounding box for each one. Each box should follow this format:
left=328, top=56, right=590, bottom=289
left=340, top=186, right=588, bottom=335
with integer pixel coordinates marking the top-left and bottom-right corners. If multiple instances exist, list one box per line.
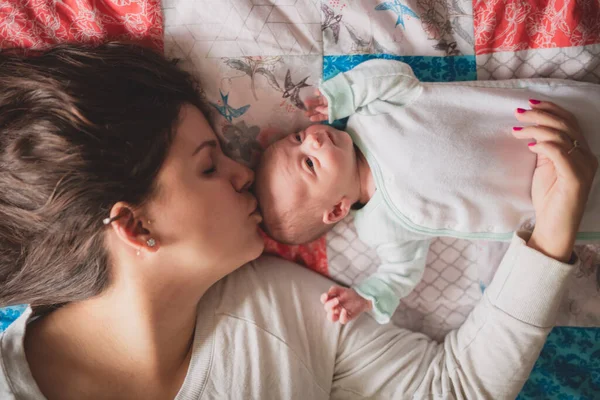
left=282, top=69, right=309, bottom=110
left=210, top=90, right=250, bottom=122
left=375, top=0, right=419, bottom=29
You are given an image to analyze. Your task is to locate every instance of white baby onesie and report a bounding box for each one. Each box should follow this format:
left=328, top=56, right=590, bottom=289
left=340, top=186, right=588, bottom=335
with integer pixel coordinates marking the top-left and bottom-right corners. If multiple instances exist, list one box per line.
left=319, top=59, right=600, bottom=323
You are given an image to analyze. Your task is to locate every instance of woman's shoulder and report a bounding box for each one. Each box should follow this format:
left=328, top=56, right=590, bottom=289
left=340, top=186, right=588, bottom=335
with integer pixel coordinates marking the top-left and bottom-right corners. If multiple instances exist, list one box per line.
left=183, top=257, right=336, bottom=398
left=210, top=255, right=333, bottom=316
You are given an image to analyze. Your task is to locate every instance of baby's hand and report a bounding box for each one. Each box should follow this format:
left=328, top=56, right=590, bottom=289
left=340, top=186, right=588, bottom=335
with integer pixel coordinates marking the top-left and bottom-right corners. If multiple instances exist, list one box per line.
left=320, top=286, right=372, bottom=325
left=304, top=89, right=329, bottom=122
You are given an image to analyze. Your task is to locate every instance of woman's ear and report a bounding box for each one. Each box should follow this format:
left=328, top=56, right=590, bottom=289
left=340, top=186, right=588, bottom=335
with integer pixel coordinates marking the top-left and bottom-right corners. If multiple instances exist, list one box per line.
left=106, top=202, right=159, bottom=254
left=322, top=197, right=351, bottom=225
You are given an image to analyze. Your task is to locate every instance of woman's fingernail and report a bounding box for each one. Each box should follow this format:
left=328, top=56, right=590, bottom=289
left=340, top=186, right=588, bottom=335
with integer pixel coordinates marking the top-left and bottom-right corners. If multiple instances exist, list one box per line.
left=513, top=126, right=523, bottom=131
left=517, top=108, right=527, bottom=113
left=529, top=99, right=541, bottom=104
left=528, top=142, right=536, bottom=147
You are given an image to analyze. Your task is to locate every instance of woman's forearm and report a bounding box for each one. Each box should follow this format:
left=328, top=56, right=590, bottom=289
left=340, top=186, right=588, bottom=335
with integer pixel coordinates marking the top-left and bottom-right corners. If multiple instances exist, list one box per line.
left=527, top=231, right=573, bottom=263
left=331, top=232, right=576, bottom=399
left=433, top=231, right=576, bottom=399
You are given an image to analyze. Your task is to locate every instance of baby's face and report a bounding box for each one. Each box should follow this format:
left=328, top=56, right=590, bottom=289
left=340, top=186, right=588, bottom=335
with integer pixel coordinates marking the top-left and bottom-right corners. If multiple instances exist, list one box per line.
left=256, top=124, right=357, bottom=218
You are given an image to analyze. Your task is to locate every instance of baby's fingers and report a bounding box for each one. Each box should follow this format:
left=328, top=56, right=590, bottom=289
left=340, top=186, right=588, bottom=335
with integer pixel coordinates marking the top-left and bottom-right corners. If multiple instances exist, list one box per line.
left=324, top=297, right=340, bottom=312
left=306, top=90, right=327, bottom=107
left=327, top=308, right=340, bottom=322
left=320, top=293, right=329, bottom=304
left=327, top=285, right=345, bottom=297
left=305, top=109, right=321, bottom=118
left=312, top=89, right=328, bottom=105
left=320, top=94, right=328, bottom=106
left=339, top=309, right=350, bottom=325
left=304, top=97, right=321, bottom=110
left=309, top=114, right=328, bottom=122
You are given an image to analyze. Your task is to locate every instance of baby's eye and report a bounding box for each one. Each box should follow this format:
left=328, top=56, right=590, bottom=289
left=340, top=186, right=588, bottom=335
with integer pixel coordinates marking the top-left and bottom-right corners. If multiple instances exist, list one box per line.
left=305, top=158, right=314, bottom=169
left=295, top=133, right=302, bottom=142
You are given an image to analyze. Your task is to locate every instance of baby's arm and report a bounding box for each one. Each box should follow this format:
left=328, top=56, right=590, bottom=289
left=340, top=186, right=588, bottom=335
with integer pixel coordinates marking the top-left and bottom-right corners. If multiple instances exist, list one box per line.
left=321, top=238, right=431, bottom=324
left=318, top=59, right=422, bottom=122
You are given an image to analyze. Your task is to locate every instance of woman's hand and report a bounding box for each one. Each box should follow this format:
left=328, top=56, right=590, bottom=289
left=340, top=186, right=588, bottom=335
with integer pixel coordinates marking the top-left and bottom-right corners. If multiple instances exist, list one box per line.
left=512, top=99, right=598, bottom=262
left=304, top=89, right=329, bottom=122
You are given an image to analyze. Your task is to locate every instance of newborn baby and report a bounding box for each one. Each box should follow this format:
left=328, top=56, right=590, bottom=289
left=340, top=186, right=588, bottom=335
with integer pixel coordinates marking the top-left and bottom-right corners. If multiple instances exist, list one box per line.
left=254, top=59, right=600, bottom=325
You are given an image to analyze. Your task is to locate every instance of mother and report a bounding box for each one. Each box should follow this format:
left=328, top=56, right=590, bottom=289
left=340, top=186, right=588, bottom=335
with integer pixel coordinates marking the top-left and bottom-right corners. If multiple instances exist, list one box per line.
left=0, top=43, right=597, bottom=400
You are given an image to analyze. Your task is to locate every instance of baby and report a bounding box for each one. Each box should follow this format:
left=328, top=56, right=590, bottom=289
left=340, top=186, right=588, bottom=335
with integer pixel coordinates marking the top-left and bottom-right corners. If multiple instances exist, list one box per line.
left=254, top=59, right=600, bottom=325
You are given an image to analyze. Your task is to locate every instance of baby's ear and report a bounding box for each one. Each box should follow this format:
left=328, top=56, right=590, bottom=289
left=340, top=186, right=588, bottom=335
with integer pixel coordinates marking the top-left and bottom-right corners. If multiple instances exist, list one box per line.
left=323, top=197, right=351, bottom=224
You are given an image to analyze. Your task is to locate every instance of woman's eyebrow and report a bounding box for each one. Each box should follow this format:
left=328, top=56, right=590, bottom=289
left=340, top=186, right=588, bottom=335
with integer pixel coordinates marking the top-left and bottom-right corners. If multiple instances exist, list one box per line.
left=192, top=139, right=217, bottom=156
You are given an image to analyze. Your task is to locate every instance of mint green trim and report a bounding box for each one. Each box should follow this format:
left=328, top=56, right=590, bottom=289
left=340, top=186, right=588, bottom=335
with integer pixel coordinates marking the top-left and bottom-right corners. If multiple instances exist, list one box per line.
left=349, top=131, right=600, bottom=241
left=354, top=280, right=398, bottom=325
left=352, top=189, right=383, bottom=220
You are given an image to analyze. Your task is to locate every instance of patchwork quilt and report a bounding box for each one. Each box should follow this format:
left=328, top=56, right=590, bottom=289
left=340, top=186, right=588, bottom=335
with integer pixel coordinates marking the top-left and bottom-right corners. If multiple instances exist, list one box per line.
left=1, top=0, right=599, bottom=398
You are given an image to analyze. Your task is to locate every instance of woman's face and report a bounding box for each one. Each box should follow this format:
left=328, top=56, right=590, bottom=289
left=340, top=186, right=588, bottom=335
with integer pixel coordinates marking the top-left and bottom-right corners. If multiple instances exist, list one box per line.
left=148, top=105, right=264, bottom=280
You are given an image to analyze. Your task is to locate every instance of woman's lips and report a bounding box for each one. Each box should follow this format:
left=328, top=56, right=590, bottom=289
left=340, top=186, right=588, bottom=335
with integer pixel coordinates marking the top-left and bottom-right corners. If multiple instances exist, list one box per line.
left=251, top=207, right=263, bottom=222
left=249, top=197, right=263, bottom=221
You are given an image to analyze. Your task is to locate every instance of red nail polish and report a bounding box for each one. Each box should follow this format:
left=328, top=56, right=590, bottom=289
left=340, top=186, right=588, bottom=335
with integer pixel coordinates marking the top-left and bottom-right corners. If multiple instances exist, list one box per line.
left=517, top=108, right=527, bottom=113
left=513, top=126, right=523, bottom=131
left=528, top=142, right=536, bottom=147
left=529, top=99, right=541, bottom=104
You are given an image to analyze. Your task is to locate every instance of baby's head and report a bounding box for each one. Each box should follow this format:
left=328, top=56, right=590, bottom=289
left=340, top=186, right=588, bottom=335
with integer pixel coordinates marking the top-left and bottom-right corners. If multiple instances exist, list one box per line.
left=255, top=124, right=359, bottom=245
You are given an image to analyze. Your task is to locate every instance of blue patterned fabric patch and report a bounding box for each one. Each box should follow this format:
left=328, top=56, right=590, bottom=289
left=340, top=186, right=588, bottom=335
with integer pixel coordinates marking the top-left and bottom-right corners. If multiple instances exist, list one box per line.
left=323, top=54, right=476, bottom=132
left=323, top=54, right=476, bottom=82
left=518, top=327, right=600, bottom=400
left=0, top=305, right=27, bottom=332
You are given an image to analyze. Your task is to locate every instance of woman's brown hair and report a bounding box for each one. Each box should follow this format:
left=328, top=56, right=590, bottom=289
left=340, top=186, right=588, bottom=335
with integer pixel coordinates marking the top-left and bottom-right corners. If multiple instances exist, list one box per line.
left=0, top=42, right=205, bottom=308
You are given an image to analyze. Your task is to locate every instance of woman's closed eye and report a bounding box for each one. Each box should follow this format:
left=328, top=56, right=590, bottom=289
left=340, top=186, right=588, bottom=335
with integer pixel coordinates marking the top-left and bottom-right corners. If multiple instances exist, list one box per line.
left=203, top=165, right=216, bottom=175
left=201, top=156, right=217, bottom=175
left=194, top=140, right=220, bottom=176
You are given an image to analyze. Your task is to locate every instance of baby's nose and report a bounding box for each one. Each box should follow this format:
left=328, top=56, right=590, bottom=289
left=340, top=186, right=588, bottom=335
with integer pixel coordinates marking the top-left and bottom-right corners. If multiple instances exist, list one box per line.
left=305, top=132, right=322, bottom=149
